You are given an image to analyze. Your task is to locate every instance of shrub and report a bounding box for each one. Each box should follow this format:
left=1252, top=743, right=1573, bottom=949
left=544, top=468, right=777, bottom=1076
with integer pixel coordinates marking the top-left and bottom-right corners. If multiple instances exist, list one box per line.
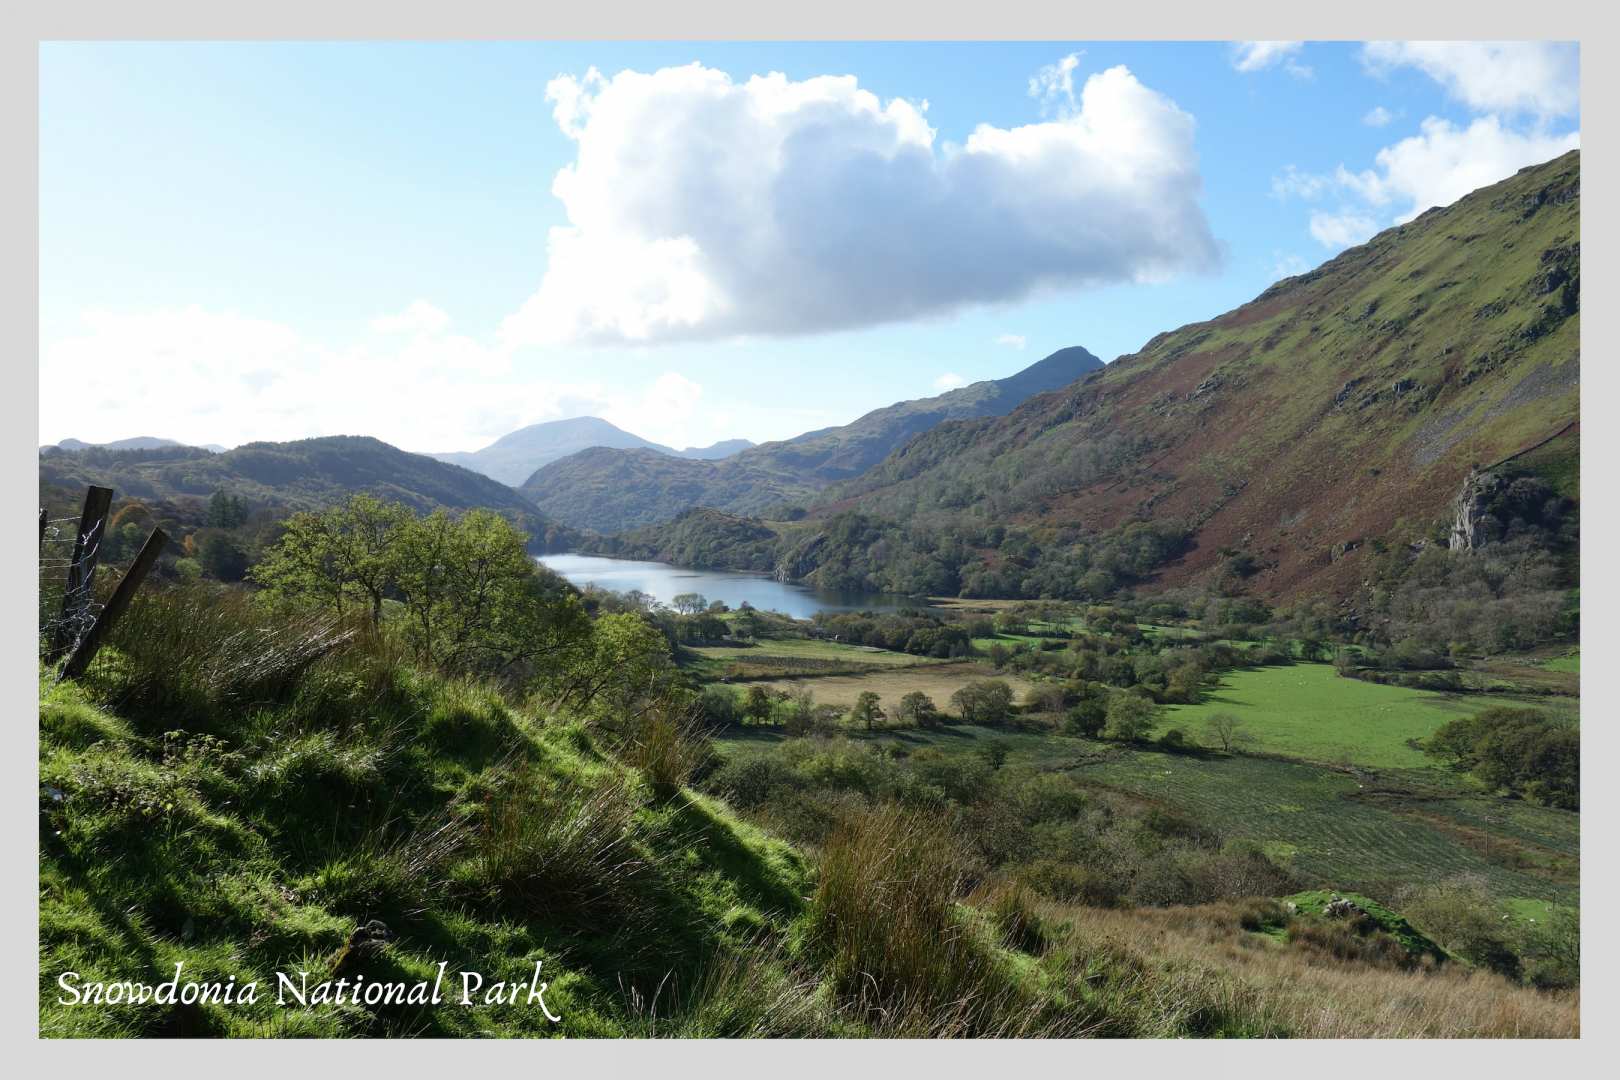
left=455, top=762, right=646, bottom=925
left=1424, top=707, right=1578, bottom=808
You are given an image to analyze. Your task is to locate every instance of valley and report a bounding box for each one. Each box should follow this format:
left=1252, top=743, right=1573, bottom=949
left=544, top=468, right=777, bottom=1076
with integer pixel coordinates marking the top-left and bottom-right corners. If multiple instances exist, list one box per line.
left=37, top=149, right=1582, bottom=1039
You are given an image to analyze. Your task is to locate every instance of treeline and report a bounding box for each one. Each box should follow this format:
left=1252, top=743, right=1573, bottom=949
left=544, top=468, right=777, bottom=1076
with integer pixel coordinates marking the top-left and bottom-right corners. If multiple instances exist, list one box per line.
left=809, top=609, right=972, bottom=658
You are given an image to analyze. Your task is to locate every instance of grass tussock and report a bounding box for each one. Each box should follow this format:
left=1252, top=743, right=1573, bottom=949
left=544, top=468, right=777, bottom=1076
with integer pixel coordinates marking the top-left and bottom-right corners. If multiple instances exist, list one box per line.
left=1045, top=900, right=1578, bottom=1038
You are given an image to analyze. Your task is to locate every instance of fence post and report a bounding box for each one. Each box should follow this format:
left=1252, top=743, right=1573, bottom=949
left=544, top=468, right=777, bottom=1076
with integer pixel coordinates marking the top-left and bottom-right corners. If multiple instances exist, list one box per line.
left=60, top=527, right=168, bottom=682
left=48, top=485, right=114, bottom=660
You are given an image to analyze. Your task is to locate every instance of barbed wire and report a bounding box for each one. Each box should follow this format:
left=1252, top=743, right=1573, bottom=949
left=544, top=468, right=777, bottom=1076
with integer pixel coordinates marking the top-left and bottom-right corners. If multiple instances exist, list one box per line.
left=38, top=511, right=110, bottom=662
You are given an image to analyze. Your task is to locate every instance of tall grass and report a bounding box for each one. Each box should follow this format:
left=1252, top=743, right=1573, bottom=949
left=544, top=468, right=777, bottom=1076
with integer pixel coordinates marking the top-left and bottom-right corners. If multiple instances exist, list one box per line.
left=807, top=805, right=1083, bottom=1036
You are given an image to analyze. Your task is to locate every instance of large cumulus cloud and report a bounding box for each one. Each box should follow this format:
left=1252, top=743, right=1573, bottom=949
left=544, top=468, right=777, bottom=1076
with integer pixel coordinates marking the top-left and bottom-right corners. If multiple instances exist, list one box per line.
left=501, top=62, right=1219, bottom=346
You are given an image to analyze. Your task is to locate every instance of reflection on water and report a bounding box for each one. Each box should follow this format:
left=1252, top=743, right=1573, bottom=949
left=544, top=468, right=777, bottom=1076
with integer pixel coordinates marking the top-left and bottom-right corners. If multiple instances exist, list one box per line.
left=537, top=553, right=911, bottom=620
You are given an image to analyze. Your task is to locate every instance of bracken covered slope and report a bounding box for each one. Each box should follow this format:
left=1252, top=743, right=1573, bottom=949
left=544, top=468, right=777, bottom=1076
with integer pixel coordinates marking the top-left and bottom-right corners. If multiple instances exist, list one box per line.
left=825, top=151, right=1579, bottom=601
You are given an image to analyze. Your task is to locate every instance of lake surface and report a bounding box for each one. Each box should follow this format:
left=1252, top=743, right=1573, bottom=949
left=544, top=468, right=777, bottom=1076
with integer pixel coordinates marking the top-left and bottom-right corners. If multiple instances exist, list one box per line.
left=537, top=553, right=911, bottom=619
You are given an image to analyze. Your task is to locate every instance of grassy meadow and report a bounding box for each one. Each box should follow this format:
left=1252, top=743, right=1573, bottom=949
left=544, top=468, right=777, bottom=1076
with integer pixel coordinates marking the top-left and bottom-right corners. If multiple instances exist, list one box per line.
left=1162, top=662, right=1484, bottom=768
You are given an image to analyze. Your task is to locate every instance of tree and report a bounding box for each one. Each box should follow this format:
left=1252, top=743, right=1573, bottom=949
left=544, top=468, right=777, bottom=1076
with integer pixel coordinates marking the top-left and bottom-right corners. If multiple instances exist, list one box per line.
left=207, top=490, right=249, bottom=529
left=742, top=685, right=775, bottom=726
left=672, top=592, right=708, bottom=615
left=251, top=495, right=590, bottom=679
left=1204, top=712, right=1245, bottom=753
left=390, top=508, right=587, bottom=674
left=896, top=690, right=938, bottom=728
left=195, top=529, right=250, bottom=582
left=951, top=679, right=1014, bottom=725
left=1103, top=692, right=1158, bottom=742
left=850, top=690, right=884, bottom=732
left=781, top=684, right=816, bottom=736
left=250, top=493, right=413, bottom=627
left=546, top=612, right=681, bottom=725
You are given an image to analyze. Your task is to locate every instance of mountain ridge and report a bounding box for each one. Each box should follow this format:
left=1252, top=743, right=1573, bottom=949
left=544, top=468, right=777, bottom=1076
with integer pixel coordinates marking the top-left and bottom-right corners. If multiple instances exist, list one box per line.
left=520, top=345, right=1104, bottom=532
left=38, top=434, right=576, bottom=551
left=427, top=417, right=757, bottom=486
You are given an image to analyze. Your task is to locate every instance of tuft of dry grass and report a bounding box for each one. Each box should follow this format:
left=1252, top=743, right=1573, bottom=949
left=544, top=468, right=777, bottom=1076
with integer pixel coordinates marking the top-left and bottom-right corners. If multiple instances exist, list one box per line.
left=808, top=805, right=1096, bottom=1037
left=1044, top=899, right=1578, bottom=1038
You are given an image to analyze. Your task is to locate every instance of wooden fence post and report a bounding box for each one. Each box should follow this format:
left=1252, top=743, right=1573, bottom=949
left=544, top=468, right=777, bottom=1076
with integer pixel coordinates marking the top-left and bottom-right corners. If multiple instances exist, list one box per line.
left=49, top=485, right=114, bottom=659
left=60, top=527, right=168, bottom=682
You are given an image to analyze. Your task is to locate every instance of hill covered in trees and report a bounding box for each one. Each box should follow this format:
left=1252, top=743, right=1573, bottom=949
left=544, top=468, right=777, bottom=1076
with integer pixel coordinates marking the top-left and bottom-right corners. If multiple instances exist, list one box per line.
left=520, top=346, right=1104, bottom=532
left=38, top=435, right=577, bottom=552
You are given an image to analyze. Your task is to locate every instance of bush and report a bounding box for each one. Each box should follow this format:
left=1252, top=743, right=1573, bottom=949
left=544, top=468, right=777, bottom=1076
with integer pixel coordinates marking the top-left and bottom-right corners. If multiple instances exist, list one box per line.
left=1425, top=707, right=1578, bottom=808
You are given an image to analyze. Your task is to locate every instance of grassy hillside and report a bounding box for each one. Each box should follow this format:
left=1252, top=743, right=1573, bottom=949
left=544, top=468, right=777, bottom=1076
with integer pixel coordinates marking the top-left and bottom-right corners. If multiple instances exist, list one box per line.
left=521, top=347, right=1103, bottom=533
left=808, top=152, right=1578, bottom=602
left=38, top=581, right=1577, bottom=1037
left=38, top=436, right=576, bottom=552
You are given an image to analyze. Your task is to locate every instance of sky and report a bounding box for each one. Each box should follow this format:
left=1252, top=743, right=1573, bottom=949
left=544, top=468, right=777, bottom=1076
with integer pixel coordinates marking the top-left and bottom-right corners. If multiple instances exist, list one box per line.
left=38, top=41, right=1580, bottom=455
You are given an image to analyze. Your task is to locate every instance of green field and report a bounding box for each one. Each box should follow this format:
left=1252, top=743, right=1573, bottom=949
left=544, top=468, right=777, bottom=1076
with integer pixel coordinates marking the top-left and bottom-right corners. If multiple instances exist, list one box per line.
left=1540, top=650, right=1580, bottom=674
left=1166, top=663, right=1492, bottom=768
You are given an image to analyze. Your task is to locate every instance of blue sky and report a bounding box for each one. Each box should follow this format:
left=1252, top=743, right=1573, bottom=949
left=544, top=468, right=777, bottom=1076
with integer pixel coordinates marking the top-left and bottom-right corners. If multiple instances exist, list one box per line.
left=39, top=41, right=1579, bottom=454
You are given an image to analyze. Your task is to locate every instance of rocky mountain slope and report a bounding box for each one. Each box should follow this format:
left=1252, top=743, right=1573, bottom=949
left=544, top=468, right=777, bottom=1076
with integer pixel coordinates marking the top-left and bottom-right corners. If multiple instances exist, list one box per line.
left=803, top=151, right=1579, bottom=600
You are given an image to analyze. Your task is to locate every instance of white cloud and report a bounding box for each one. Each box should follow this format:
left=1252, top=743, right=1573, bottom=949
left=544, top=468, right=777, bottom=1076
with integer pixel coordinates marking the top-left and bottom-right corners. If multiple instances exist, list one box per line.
left=1271, top=164, right=1331, bottom=201
left=370, top=299, right=451, bottom=335
left=933, top=373, right=970, bottom=391
left=1361, top=41, right=1579, bottom=120
left=1029, top=53, right=1081, bottom=116
left=995, top=334, right=1027, bottom=350
left=1336, top=116, right=1579, bottom=222
left=37, top=305, right=727, bottom=454
left=500, top=61, right=1218, bottom=347
left=1231, top=41, right=1311, bottom=78
left=1362, top=105, right=1394, bottom=127
left=1308, top=210, right=1380, bottom=250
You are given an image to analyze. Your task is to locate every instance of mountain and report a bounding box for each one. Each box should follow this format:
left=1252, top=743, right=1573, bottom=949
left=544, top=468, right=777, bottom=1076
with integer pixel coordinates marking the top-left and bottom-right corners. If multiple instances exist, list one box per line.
left=38, top=435, right=576, bottom=551
left=520, top=346, right=1104, bottom=532
left=47, top=436, right=225, bottom=453
left=427, top=416, right=680, bottom=486
left=679, top=438, right=754, bottom=459
left=769, top=151, right=1579, bottom=602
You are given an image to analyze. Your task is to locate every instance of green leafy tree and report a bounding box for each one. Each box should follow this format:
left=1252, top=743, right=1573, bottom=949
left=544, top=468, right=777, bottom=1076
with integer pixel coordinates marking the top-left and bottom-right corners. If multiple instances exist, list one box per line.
left=390, top=508, right=587, bottom=674
left=950, top=679, right=1014, bottom=725
left=250, top=494, right=413, bottom=627
left=1103, top=692, right=1159, bottom=742
left=743, top=685, right=775, bottom=726
left=196, top=529, right=250, bottom=582
left=850, top=690, right=884, bottom=732
left=896, top=691, right=939, bottom=728
left=671, top=592, right=708, bottom=615
left=206, top=490, right=249, bottom=529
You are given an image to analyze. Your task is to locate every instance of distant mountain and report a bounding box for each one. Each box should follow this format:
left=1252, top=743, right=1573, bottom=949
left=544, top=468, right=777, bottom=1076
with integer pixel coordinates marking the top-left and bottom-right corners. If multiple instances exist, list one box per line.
left=520, top=346, right=1104, bottom=533
left=38, top=435, right=576, bottom=551
left=427, top=417, right=756, bottom=486
left=47, top=436, right=225, bottom=453
left=428, top=417, right=676, bottom=486
left=679, top=438, right=754, bottom=460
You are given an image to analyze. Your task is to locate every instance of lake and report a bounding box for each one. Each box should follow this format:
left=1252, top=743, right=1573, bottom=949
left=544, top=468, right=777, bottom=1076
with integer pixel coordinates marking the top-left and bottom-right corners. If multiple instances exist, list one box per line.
left=537, top=553, right=912, bottom=619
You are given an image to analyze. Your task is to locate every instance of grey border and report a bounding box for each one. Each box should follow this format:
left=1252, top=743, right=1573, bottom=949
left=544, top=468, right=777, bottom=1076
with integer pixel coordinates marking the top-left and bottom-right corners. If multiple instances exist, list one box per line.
left=3, top=0, right=1612, bottom=1069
